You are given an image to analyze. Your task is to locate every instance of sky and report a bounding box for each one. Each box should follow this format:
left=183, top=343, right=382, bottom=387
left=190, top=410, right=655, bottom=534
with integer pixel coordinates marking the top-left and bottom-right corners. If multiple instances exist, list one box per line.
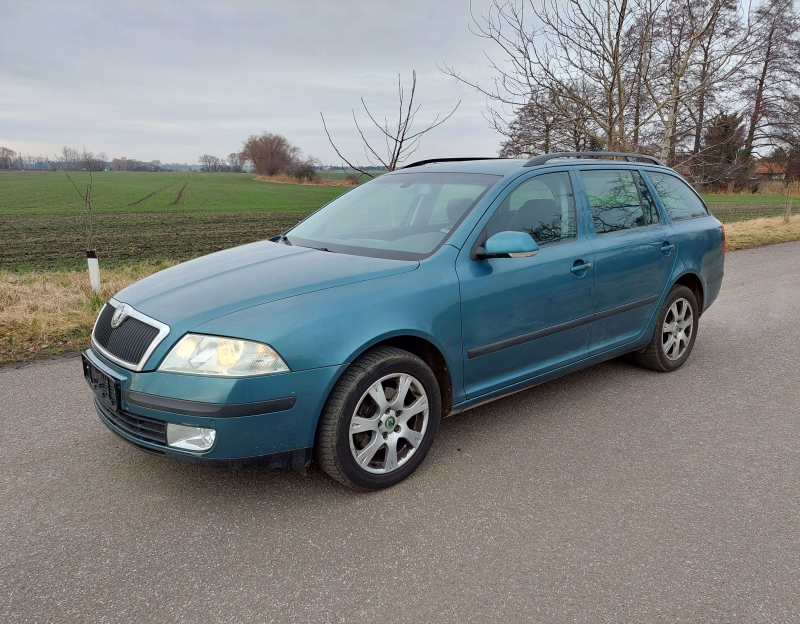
left=0, top=0, right=505, bottom=166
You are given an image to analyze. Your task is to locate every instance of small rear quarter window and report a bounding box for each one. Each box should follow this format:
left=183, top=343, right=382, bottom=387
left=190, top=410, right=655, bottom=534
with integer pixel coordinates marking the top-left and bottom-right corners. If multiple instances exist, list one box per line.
left=646, top=172, right=708, bottom=220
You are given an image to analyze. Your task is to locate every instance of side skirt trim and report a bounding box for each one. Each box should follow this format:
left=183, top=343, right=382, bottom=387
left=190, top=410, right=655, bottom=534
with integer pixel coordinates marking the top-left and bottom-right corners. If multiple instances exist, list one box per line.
left=466, top=294, right=660, bottom=359
left=452, top=338, right=649, bottom=415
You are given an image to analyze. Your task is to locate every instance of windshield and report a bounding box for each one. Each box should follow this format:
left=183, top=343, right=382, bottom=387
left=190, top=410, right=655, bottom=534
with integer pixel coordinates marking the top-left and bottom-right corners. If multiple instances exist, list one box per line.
left=286, top=172, right=501, bottom=259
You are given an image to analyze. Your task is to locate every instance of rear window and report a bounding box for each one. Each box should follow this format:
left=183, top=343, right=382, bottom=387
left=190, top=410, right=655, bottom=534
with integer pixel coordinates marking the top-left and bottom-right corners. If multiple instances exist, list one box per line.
left=646, top=172, right=708, bottom=220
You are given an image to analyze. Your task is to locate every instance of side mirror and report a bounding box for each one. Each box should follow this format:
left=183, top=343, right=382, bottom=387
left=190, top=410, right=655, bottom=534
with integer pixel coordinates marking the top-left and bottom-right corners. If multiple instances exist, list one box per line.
left=478, top=231, right=539, bottom=259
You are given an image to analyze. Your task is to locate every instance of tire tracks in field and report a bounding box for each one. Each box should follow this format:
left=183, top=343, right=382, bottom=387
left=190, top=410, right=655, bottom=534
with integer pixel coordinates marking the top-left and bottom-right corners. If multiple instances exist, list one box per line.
left=127, top=173, right=188, bottom=206
left=170, top=173, right=190, bottom=206
left=171, top=183, right=188, bottom=205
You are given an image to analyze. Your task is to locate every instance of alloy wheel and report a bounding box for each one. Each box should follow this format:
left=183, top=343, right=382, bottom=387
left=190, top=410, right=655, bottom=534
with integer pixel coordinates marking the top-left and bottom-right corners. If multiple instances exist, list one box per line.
left=348, top=373, right=429, bottom=474
left=662, top=297, right=694, bottom=361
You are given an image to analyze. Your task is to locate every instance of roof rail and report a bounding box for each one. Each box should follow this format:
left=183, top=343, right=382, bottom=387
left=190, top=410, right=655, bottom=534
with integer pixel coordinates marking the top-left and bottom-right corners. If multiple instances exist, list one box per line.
left=402, top=157, right=508, bottom=169
left=524, top=152, right=664, bottom=167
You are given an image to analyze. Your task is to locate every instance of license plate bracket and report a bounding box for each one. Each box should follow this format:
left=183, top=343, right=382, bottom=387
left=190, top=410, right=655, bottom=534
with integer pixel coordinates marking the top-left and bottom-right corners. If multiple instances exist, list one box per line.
left=82, top=354, right=122, bottom=412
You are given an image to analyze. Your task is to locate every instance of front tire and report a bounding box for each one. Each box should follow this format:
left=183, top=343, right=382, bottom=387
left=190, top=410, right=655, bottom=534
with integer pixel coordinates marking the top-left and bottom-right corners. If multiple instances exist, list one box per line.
left=314, top=346, right=441, bottom=490
left=635, top=284, right=699, bottom=372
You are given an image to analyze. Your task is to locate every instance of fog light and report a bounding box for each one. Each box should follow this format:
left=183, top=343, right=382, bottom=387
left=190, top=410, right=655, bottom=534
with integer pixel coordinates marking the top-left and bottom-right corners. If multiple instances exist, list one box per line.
left=166, top=424, right=216, bottom=451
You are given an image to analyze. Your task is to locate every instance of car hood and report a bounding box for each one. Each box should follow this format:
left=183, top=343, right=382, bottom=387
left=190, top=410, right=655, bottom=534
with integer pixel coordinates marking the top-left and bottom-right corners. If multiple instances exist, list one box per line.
left=115, top=240, right=419, bottom=329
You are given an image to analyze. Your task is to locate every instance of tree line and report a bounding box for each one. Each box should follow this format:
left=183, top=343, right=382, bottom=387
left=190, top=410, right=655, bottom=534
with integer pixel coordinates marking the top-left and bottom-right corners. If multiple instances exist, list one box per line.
left=197, top=152, right=247, bottom=173
left=0, top=146, right=194, bottom=173
left=111, top=157, right=164, bottom=172
left=0, top=138, right=320, bottom=180
left=0, top=146, right=107, bottom=171
left=442, top=0, right=800, bottom=190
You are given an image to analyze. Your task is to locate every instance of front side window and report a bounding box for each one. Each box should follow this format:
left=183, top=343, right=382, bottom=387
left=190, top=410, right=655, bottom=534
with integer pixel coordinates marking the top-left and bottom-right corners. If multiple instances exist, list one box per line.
left=647, top=172, right=709, bottom=220
left=287, top=172, right=500, bottom=259
left=581, top=169, right=651, bottom=234
left=485, top=171, right=578, bottom=245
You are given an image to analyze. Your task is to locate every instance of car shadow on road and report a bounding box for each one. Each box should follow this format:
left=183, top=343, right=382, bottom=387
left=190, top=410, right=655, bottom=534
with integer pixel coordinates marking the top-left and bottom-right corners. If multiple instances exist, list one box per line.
left=92, top=354, right=648, bottom=506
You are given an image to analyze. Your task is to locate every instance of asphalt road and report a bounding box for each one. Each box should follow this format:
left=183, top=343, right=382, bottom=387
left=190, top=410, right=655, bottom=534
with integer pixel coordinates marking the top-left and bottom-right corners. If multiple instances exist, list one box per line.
left=2, top=241, right=799, bottom=623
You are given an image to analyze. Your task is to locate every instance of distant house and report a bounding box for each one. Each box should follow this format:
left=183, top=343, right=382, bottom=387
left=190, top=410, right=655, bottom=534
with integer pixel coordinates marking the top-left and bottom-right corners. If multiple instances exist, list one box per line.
left=753, top=162, right=787, bottom=181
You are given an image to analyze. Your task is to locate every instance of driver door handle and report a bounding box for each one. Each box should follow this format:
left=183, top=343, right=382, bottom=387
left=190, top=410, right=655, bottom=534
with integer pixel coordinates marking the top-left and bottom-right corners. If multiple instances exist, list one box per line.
left=570, top=262, right=592, bottom=274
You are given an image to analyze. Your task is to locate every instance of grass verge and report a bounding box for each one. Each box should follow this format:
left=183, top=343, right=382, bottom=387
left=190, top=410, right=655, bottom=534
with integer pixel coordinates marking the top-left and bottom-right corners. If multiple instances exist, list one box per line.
left=253, top=174, right=356, bottom=187
left=2, top=216, right=798, bottom=366
left=724, top=214, right=800, bottom=251
left=0, top=263, right=168, bottom=365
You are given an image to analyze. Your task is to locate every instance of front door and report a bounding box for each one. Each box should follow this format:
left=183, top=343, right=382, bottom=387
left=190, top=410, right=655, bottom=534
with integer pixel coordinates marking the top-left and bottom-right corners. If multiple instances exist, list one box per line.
left=575, top=167, right=677, bottom=353
left=457, top=170, right=595, bottom=399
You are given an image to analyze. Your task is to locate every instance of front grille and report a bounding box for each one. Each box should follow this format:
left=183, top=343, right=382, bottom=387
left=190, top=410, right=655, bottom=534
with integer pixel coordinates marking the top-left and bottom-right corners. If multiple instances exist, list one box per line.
left=93, top=303, right=161, bottom=367
left=95, top=397, right=167, bottom=446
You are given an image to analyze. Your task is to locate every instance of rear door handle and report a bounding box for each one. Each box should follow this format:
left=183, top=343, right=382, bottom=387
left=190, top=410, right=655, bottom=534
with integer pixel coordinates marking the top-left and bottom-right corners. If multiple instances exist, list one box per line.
left=661, top=242, right=676, bottom=253
left=570, top=262, right=592, bottom=274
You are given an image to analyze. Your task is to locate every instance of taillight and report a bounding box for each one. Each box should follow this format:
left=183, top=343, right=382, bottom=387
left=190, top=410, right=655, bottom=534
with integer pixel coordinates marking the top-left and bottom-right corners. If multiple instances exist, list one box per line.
left=721, top=225, right=726, bottom=254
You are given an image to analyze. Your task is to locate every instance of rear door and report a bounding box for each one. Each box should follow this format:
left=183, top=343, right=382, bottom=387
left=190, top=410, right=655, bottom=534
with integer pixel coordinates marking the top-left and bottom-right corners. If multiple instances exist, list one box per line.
left=575, top=167, right=677, bottom=354
left=457, top=169, right=595, bottom=398
left=644, top=170, right=725, bottom=306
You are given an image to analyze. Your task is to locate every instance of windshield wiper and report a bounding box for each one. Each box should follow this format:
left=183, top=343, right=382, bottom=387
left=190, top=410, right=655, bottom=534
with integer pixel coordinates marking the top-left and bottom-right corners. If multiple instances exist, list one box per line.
left=310, top=246, right=334, bottom=253
left=278, top=234, right=292, bottom=246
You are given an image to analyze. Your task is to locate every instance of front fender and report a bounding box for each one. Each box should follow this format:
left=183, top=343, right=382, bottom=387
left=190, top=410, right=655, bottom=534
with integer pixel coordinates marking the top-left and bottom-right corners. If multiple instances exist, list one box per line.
left=191, top=244, right=466, bottom=404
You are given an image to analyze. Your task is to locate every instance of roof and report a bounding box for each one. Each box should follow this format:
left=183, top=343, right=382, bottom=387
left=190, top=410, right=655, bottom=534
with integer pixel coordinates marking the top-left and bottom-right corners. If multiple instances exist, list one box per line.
left=386, top=155, right=674, bottom=178
left=386, top=159, right=528, bottom=176
left=754, top=162, right=787, bottom=175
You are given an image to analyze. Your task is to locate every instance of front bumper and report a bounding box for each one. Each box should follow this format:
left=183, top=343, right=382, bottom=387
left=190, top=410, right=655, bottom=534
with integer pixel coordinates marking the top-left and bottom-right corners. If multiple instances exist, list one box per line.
left=84, top=348, right=346, bottom=466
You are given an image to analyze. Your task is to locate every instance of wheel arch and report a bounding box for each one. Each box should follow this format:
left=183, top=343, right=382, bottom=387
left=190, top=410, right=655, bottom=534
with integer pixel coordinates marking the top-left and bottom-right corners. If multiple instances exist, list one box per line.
left=671, top=271, right=704, bottom=314
left=341, top=331, right=456, bottom=417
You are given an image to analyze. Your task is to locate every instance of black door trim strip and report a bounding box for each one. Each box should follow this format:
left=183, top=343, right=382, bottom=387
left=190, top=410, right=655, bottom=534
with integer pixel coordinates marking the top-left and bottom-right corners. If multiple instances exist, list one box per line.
left=467, top=294, right=660, bottom=359
left=593, top=294, right=660, bottom=321
left=124, top=390, right=297, bottom=418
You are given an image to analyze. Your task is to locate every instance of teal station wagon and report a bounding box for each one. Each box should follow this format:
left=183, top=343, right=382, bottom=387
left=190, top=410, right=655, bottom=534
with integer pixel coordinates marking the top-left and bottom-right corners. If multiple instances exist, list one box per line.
left=83, top=152, right=725, bottom=490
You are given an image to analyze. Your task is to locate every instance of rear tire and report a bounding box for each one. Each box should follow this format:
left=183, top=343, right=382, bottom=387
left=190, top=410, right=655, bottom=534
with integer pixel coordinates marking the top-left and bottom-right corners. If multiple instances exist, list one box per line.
left=635, top=285, right=699, bottom=372
left=314, top=346, right=441, bottom=490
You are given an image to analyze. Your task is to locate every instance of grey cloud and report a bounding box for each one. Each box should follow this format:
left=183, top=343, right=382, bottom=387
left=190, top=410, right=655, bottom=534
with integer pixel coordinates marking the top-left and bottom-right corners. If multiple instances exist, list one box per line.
left=0, top=0, right=501, bottom=164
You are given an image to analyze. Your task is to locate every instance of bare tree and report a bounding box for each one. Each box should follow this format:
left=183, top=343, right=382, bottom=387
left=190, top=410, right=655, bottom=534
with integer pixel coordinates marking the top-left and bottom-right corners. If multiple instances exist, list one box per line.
left=61, top=146, right=80, bottom=170
left=441, top=0, right=755, bottom=164
left=0, top=147, right=17, bottom=169
left=497, top=86, right=603, bottom=156
left=241, top=134, right=300, bottom=176
left=648, top=0, right=755, bottom=164
left=54, top=154, right=100, bottom=291
left=227, top=152, right=245, bottom=173
left=739, top=0, right=800, bottom=160
left=441, top=1, right=657, bottom=153
left=683, top=0, right=744, bottom=160
left=198, top=154, right=223, bottom=172
left=320, top=71, right=460, bottom=177
left=80, top=147, right=106, bottom=171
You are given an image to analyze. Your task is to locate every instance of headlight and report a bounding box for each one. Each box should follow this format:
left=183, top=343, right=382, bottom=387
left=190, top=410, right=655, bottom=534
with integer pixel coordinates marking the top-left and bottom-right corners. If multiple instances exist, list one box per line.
left=158, top=334, right=290, bottom=377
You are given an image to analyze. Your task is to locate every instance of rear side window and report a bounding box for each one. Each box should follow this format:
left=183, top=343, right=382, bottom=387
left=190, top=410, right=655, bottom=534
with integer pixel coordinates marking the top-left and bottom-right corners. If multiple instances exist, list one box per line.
left=646, top=172, right=708, bottom=220
left=580, top=170, right=650, bottom=234
left=485, top=171, right=577, bottom=245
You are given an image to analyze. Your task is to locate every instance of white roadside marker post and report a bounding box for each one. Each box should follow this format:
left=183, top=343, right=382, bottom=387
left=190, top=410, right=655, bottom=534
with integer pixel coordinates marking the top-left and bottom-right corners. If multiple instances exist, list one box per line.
left=87, top=250, right=100, bottom=293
